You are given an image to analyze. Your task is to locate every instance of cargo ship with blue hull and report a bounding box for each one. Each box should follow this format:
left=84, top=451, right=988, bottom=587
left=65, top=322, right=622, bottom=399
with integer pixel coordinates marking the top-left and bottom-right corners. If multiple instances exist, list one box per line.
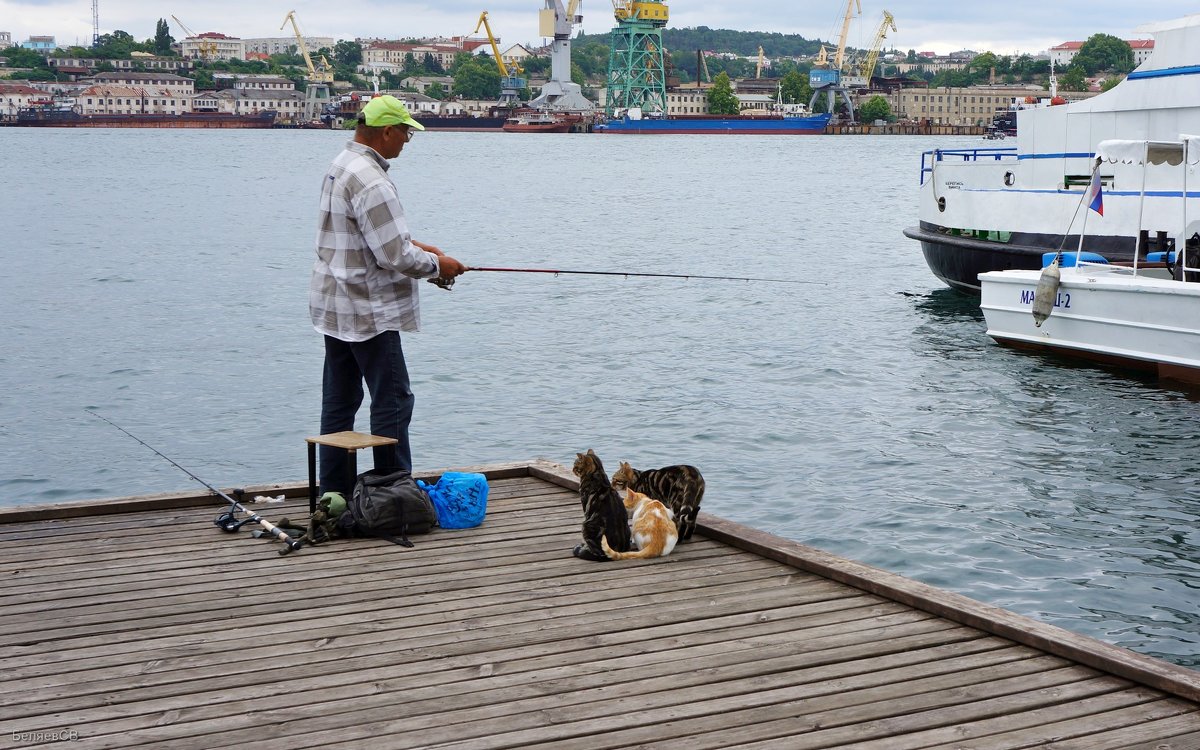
left=597, top=112, right=831, bottom=134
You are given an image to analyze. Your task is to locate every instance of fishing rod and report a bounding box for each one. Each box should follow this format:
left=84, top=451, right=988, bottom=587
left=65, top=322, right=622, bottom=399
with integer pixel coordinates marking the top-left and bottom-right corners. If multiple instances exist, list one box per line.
left=428, top=266, right=823, bottom=289
left=86, top=410, right=302, bottom=555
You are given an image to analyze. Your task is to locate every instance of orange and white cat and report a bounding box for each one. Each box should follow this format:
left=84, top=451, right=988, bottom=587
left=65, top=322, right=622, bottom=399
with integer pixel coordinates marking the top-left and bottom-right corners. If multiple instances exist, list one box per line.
left=600, top=489, right=678, bottom=560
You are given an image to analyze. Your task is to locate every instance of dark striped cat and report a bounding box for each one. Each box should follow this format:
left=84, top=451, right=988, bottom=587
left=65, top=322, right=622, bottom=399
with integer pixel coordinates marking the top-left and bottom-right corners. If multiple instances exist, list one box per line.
left=611, top=461, right=705, bottom=541
left=572, top=450, right=631, bottom=562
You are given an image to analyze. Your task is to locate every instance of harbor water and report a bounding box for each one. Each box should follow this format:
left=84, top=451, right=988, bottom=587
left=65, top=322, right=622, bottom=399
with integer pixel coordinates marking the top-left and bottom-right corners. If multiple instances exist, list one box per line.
left=2, top=128, right=1198, bottom=668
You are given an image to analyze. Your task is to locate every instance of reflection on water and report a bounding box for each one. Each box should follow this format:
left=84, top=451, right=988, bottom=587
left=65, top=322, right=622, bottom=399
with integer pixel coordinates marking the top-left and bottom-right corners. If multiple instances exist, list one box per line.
left=2, top=130, right=1199, bottom=668
left=907, top=287, right=986, bottom=322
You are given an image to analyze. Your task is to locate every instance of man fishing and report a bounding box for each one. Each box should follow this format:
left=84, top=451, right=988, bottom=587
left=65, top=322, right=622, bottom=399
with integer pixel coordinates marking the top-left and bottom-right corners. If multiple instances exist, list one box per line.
left=309, top=95, right=467, bottom=495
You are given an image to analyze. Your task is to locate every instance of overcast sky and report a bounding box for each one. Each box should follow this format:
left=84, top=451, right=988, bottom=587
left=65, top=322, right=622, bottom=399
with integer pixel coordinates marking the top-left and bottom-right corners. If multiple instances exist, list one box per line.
left=3, top=1, right=1197, bottom=55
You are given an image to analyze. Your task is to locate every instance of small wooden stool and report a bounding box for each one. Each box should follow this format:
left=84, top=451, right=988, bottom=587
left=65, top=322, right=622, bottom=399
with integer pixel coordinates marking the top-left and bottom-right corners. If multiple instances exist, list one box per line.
left=306, top=431, right=399, bottom=513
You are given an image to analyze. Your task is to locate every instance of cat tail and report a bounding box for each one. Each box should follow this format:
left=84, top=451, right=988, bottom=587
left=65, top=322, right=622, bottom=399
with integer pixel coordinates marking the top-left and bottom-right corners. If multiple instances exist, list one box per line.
left=600, top=534, right=661, bottom=560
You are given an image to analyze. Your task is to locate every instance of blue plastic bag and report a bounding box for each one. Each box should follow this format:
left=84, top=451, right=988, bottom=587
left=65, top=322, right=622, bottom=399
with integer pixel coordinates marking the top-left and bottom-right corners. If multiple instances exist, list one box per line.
left=417, top=472, right=488, bottom=529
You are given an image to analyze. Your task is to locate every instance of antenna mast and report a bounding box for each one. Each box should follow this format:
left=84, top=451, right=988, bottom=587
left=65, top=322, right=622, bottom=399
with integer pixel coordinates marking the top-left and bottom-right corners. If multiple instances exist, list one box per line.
left=92, top=0, right=100, bottom=47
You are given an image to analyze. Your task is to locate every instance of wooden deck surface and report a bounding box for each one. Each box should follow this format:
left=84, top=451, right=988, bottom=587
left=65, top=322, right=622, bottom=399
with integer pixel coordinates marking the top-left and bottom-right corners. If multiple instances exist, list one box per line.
left=2, top=461, right=1199, bottom=749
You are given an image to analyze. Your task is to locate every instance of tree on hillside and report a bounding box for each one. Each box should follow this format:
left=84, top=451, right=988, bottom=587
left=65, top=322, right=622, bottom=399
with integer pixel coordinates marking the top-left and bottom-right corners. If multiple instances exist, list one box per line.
left=1, top=46, right=48, bottom=69
left=522, top=56, right=549, bottom=76
left=706, top=71, right=740, bottom=114
left=930, top=69, right=973, bottom=88
left=1058, top=65, right=1087, bottom=92
left=1100, top=76, right=1123, bottom=92
left=422, top=52, right=444, bottom=74
left=333, top=40, right=362, bottom=67
left=452, top=54, right=499, bottom=99
left=191, top=69, right=215, bottom=90
left=93, top=30, right=149, bottom=59
left=1073, top=34, right=1134, bottom=75
left=967, top=51, right=999, bottom=80
left=779, top=70, right=811, bottom=105
left=858, top=95, right=891, bottom=123
left=571, top=41, right=608, bottom=78
left=153, top=19, right=174, bottom=56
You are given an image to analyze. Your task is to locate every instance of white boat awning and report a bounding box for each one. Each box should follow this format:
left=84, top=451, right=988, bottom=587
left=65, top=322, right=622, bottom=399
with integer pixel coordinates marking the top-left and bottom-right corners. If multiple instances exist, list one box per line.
left=1095, top=136, right=1200, bottom=165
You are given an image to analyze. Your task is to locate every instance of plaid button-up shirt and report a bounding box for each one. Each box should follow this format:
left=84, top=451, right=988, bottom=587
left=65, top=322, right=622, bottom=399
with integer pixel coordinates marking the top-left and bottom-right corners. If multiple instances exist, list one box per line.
left=309, top=141, right=439, bottom=342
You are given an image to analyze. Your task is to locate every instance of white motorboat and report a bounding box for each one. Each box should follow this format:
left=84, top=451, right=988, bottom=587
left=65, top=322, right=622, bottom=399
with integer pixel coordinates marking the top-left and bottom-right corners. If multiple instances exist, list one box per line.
left=979, top=137, right=1200, bottom=383
left=904, top=14, right=1200, bottom=293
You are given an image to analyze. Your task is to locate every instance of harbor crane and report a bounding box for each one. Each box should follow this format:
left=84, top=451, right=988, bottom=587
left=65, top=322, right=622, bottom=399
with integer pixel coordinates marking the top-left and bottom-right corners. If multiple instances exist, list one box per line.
left=281, top=10, right=333, bottom=84
left=529, top=0, right=594, bottom=110
left=281, top=10, right=333, bottom=123
left=808, top=0, right=861, bottom=121
left=472, top=11, right=527, bottom=105
left=856, top=10, right=896, bottom=83
left=170, top=15, right=217, bottom=61
left=832, top=0, right=860, bottom=75
left=604, top=0, right=669, bottom=116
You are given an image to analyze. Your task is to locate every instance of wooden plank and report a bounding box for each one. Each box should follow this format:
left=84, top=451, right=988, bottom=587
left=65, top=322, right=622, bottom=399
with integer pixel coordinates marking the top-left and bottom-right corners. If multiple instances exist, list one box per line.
left=911, top=698, right=1200, bottom=750
left=0, top=563, right=836, bottom=694
left=211, top=658, right=1095, bottom=750
left=698, top=512, right=1200, bottom=704
left=2, top=592, right=899, bottom=715
left=11, top=628, right=997, bottom=748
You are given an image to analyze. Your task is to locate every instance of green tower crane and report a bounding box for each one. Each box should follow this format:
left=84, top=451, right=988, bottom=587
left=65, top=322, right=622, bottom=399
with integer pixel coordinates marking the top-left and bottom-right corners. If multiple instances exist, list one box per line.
left=604, top=0, right=670, bottom=118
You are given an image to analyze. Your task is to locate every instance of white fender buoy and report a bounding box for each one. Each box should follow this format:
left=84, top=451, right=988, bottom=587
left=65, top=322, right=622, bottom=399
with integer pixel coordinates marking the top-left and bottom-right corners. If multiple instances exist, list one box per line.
left=1032, top=256, right=1061, bottom=327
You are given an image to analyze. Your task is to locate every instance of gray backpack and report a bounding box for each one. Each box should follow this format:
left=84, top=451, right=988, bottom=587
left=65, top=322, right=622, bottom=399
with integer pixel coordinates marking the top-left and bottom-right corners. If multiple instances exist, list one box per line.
left=339, top=469, right=438, bottom=547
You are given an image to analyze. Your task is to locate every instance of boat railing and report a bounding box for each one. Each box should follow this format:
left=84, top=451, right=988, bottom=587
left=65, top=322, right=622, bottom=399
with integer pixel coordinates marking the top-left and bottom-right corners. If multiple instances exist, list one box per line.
left=920, top=146, right=1017, bottom=184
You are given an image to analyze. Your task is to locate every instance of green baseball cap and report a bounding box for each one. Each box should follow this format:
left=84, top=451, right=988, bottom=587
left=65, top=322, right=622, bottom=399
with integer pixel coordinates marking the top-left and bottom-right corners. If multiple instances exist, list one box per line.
left=358, top=95, right=425, bottom=130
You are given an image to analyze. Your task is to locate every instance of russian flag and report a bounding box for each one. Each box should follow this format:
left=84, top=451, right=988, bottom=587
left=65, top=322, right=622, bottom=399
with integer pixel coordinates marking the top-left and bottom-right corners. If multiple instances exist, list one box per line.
left=1087, top=170, right=1104, bottom=216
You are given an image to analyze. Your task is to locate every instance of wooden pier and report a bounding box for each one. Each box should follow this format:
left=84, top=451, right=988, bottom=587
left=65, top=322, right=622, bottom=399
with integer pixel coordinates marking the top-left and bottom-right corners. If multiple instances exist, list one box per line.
left=2, top=461, right=1199, bottom=749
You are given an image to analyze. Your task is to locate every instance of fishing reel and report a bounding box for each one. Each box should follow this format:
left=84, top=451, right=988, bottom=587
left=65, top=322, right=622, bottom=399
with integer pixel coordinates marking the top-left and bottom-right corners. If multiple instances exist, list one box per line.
left=213, top=489, right=254, bottom=533
left=427, top=276, right=455, bottom=291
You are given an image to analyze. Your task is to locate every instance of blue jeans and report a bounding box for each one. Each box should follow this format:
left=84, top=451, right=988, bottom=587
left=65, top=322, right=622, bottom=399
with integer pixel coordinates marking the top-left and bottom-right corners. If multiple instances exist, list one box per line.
left=319, top=331, right=414, bottom=494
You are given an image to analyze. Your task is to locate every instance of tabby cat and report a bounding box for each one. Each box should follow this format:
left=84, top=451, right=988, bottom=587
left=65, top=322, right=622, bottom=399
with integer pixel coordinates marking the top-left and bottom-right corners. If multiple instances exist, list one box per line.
left=611, top=461, right=705, bottom=541
left=601, top=489, right=678, bottom=560
left=571, top=449, right=631, bottom=562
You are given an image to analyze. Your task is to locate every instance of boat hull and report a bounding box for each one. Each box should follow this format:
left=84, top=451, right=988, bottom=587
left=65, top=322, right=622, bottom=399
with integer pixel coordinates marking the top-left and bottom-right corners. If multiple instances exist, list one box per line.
left=597, top=113, right=831, bottom=134
left=979, top=267, right=1200, bottom=382
left=14, top=110, right=277, bottom=129
left=903, top=224, right=1136, bottom=293
left=502, top=122, right=573, bottom=133
left=421, top=115, right=506, bottom=132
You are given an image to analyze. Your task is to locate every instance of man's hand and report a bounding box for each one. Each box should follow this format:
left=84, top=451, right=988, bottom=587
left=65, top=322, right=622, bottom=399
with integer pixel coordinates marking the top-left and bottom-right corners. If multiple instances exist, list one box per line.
left=437, top=255, right=468, bottom=279
left=413, top=240, right=446, bottom=256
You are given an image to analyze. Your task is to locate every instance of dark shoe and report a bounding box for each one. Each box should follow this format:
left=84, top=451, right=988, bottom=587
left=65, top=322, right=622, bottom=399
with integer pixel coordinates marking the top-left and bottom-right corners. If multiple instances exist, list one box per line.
left=572, top=543, right=609, bottom=562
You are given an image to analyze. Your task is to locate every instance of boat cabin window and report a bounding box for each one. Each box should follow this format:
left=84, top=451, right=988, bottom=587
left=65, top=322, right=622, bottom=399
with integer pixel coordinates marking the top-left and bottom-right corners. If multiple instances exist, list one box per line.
left=1064, top=174, right=1112, bottom=189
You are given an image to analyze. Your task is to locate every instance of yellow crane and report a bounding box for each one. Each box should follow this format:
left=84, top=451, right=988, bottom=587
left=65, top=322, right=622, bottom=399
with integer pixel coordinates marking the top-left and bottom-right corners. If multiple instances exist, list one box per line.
left=755, top=45, right=765, bottom=78
left=281, top=10, right=333, bottom=84
left=473, top=11, right=522, bottom=78
left=832, top=0, right=861, bottom=73
left=170, top=15, right=216, bottom=61
left=472, top=10, right=527, bottom=103
left=612, top=0, right=669, bottom=23
left=858, top=11, right=897, bottom=82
